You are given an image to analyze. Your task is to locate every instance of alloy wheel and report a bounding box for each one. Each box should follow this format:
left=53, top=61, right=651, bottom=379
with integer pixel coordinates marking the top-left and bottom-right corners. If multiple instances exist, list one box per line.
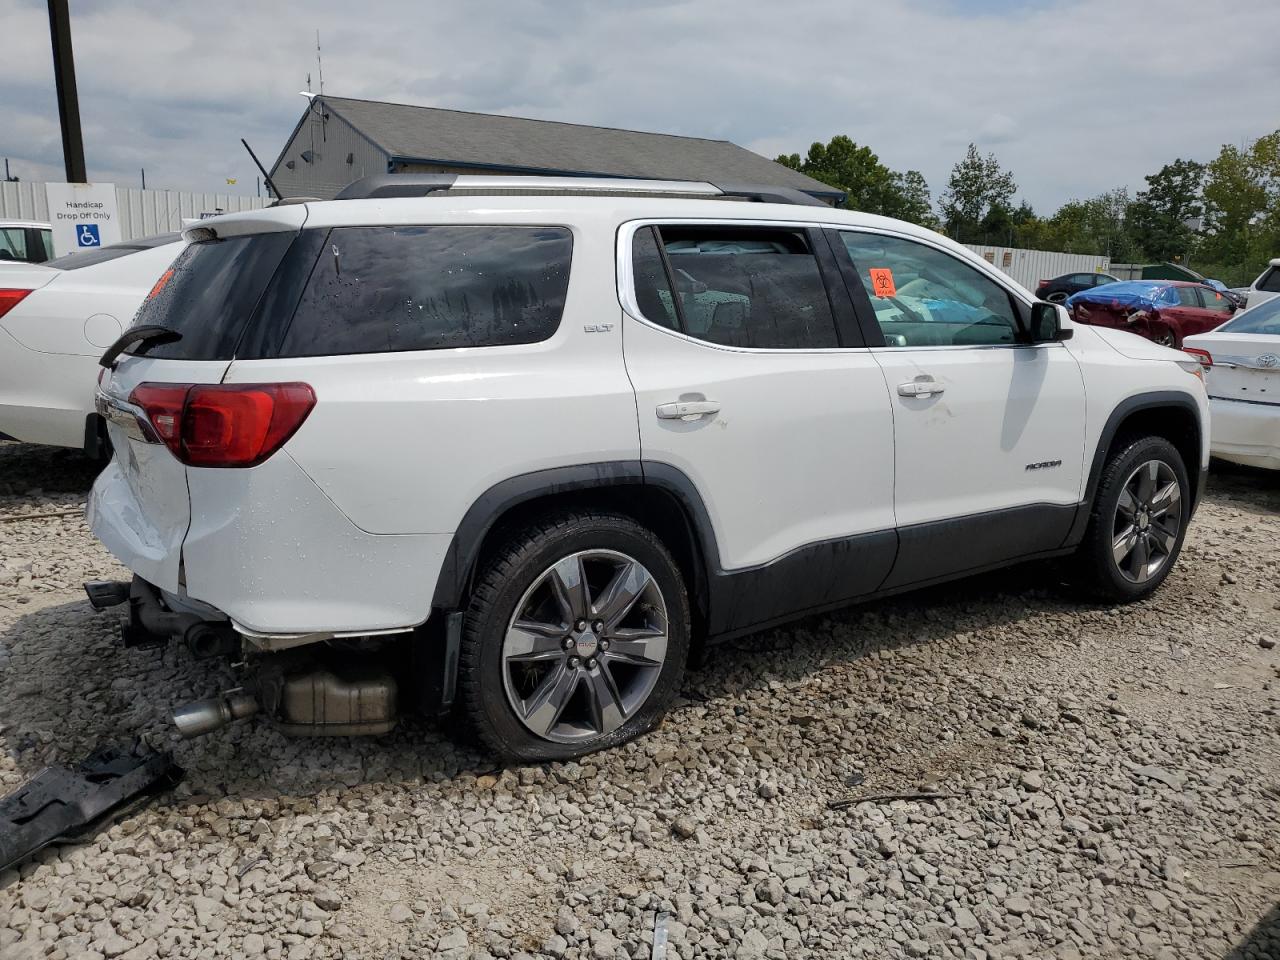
left=501, top=550, right=668, bottom=743
left=1111, top=460, right=1181, bottom=584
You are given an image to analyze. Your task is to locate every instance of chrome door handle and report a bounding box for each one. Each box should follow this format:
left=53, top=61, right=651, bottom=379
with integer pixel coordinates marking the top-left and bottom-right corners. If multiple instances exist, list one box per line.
left=897, top=379, right=944, bottom=397
left=656, top=400, right=720, bottom=421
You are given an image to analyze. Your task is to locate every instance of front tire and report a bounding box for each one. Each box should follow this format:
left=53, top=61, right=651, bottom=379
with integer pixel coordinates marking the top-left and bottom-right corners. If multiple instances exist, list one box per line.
left=457, top=510, right=690, bottom=762
left=1074, top=436, right=1190, bottom=602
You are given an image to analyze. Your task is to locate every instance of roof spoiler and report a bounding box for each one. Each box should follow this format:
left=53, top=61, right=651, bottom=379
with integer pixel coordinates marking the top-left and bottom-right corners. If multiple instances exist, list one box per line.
left=333, top=174, right=828, bottom=207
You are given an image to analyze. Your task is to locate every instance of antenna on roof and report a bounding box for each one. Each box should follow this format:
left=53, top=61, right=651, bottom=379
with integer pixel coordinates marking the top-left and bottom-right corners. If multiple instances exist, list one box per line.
left=316, top=30, right=323, bottom=97
left=241, top=138, right=283, bottom=201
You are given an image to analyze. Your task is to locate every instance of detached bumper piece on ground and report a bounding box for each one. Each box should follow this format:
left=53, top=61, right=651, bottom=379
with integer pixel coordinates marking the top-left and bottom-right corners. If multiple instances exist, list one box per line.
left=0, top=740, right=182, bottom=872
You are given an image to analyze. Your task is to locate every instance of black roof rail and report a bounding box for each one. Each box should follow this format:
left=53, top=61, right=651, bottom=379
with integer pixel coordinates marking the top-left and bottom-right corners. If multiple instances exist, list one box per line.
left=334, top=175, right=457, bottom=199
left=332, top=174, right=828, bottom=206
left=708, top=181, right=828, bottom=207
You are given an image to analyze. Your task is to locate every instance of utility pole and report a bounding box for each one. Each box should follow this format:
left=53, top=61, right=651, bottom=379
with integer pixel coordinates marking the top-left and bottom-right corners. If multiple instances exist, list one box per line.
left=47, top=0, right=86, bottom=182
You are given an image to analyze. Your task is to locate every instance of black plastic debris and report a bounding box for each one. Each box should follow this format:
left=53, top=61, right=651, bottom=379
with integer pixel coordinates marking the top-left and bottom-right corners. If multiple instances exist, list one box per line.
left=0, top=739, right=182, bottom=872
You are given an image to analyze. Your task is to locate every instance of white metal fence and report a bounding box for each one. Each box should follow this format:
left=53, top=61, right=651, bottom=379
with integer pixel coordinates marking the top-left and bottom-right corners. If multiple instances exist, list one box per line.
left=963, top=244, right=1110, bottom=292
left=1, top=181, right=271, bottom=241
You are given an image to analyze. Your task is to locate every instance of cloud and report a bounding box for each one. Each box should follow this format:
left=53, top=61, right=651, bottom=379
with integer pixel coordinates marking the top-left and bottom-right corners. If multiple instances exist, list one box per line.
left=2, top=0, right=1277, bottom=214
left=977, top=113, right=1019, bottom=146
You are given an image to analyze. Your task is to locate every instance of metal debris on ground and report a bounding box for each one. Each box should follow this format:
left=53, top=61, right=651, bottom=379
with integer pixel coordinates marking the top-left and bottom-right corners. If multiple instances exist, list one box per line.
left=827, top=791, right=963, bottom=811
left=651, top=911, right=671, bottom=960
left=0, top=739, right=182, bottom=872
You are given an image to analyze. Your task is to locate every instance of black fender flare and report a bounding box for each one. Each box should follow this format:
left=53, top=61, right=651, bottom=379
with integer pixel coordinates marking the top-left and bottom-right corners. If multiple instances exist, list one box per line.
left=1063, top=389, right=1205, bottom=547
left=429, top=461, right=722, bottom=611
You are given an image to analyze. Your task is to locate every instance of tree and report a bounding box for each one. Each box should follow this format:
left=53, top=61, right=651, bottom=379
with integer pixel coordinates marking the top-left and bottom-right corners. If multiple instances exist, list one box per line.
left=939, top=144, right=1017, bottom=243
left=1198, top=132, right=1280, bottom=285
left=1126, top=159, right=1205, bottom=263
left=776, top=136, right=936, bottom=227
left=884, top=170, right=938, bottom=228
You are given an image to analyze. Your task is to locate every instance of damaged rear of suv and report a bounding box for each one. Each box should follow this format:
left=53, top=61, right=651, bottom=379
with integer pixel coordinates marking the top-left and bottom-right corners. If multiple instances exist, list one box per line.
left=89, top=191, right=589, bottom=747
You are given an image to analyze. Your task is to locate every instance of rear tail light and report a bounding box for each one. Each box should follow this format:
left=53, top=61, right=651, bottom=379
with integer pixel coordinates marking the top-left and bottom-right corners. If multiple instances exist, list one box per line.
left=127, top=382, right=316, bottom=467
left=1037, top=279, right=1049, bottom=287
left=1183, top=348, right=1212, bottom=367
left=0, top=289, right=33, bottom=320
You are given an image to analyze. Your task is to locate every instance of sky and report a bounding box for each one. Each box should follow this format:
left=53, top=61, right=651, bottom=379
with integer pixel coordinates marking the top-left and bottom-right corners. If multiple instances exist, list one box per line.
left=3, top=0, right=1278, bottom=214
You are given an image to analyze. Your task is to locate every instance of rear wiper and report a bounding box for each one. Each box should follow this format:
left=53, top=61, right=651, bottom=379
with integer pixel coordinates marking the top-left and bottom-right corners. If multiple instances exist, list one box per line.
left=99, top=325, right=182, bottom=369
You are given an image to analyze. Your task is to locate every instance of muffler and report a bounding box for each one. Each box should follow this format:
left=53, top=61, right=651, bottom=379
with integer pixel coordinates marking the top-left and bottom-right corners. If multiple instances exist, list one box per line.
left=171, top=690, right=259, bottom=738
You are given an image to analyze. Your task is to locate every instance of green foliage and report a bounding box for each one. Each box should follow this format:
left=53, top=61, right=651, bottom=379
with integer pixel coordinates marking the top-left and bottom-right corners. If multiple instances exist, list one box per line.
left=1197, top=133, right=1280, bottom=286
left=939, top=144, right=1017, bottom=243
left=1126, top=159, right=1205, bottom=263
left=775, top=136, right=937, bottom=227
left=774, top=129, right=1280, bottom=282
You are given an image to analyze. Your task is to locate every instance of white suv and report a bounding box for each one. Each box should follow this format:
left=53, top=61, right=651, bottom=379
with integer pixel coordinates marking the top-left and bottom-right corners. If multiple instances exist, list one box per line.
left=86, top=176, right=1210, bottom=761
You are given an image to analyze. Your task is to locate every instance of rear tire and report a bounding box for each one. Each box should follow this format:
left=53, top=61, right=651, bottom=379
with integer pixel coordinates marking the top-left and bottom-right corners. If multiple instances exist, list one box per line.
left=1073, top=436, right=1190, bottom=602
left=457, top=510, right=690, bottom=762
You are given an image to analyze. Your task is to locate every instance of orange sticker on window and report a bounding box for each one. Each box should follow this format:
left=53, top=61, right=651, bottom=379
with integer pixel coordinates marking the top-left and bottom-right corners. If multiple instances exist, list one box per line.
left=868, top=268, right=896, bottom=298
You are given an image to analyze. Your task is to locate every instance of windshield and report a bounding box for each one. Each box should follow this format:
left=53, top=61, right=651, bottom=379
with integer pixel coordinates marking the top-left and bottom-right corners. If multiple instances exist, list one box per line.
left=1220, top=297, right=1280, bottom=335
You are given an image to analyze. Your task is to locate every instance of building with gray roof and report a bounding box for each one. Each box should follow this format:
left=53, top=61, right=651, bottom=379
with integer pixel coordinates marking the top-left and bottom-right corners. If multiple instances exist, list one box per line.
left=269, top=96, right=841, bottom=204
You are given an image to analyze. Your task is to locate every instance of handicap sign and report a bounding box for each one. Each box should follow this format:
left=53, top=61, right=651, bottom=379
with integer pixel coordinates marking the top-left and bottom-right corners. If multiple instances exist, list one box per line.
left=76, top=223, right=102, bottom=247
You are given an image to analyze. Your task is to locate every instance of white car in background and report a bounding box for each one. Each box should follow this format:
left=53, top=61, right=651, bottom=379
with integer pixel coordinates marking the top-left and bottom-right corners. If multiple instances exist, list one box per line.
left=0, top=233, right=183, bottom=455
left=0, top=220, right=54, bottom=265
left=1184, top=296, right=1280, bottom=470
left=1244, top=258, right=1280, bottom=310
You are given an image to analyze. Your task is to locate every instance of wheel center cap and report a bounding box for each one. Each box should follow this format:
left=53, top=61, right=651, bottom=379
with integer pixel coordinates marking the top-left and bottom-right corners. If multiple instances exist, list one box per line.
left=1137, top=511, right=1150, bottom=531
left=573, top=629, right=599, bottom=659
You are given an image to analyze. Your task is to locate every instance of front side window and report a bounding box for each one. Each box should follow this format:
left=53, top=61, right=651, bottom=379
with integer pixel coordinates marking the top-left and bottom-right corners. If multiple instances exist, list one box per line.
left=630, top=225, right=839, bottom=350
left=1199, top=287, right=1234, bottom=314
left=279, top=225, right=572, bottom=357
left=838, top=232, right=1021, bottom=347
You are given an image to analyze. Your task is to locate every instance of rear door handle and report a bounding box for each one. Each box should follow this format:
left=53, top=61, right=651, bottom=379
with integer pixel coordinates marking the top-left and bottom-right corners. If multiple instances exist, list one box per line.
left=897, top=378, right=944, bottom=397
left=656, top=400, right=720, bottom=421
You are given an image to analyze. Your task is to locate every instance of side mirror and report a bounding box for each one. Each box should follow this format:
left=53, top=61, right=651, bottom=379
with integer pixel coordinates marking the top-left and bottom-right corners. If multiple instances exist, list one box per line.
left=1030, top=301, right=1072, bottom=343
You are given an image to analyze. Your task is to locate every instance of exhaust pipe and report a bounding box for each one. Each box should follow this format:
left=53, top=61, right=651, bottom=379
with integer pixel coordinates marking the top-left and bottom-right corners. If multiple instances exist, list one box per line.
left=171, top=690, right=259, bottom=738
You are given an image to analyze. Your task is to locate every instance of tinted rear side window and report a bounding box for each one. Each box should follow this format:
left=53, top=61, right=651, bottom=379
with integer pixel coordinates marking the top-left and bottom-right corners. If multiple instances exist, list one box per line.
left=646, top=225, right=838, bottom=349
left=631, top=226, right=678, bottom=331
left=277, top=225, right=572, bottom=357
left=130, top=232, right=294, bottom=360
left=1258, top=267, right=1280, bottom=293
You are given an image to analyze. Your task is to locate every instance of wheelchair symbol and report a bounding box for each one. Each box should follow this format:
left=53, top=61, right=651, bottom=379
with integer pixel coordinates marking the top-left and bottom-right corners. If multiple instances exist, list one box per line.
left=77, top=223, right=101, bottom=247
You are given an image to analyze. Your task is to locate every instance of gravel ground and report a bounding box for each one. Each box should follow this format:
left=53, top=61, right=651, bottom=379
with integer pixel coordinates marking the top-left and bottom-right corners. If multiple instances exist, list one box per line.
left=0, top=439, right=1277, bottom=960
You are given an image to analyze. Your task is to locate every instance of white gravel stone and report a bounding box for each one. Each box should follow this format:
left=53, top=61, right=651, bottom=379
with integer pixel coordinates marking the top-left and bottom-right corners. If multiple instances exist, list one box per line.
left=0, top=441, right=1277, bottom=959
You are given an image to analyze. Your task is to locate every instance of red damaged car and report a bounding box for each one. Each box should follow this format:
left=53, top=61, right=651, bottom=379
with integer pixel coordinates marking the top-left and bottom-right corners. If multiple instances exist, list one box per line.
left=1065, top=280, right=1236, bottom=348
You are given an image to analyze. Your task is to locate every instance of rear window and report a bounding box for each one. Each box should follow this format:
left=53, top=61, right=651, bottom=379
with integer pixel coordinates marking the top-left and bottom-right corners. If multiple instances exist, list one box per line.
left=1257, top=267, right=1280, bottom=293
left=45, top=232, right=182, bottom=271
left=129, top=232, right=294, bottom=360
left=276, top=225, right=572, bottom=357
